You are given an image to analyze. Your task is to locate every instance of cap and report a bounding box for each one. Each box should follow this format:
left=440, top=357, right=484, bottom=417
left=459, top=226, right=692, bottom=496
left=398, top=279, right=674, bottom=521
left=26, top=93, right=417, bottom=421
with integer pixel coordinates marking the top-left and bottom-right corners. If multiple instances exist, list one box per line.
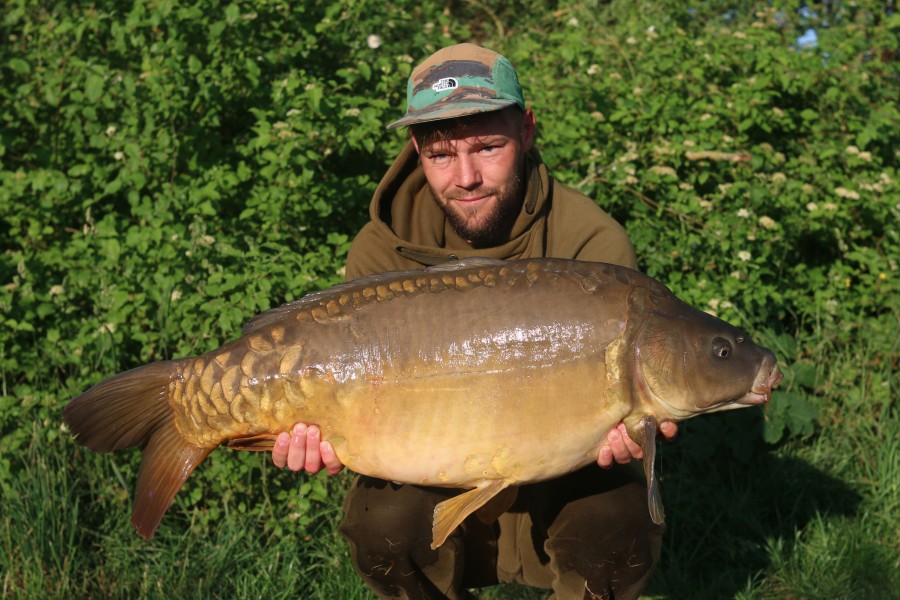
left=387, top=43, right=525, bottom=130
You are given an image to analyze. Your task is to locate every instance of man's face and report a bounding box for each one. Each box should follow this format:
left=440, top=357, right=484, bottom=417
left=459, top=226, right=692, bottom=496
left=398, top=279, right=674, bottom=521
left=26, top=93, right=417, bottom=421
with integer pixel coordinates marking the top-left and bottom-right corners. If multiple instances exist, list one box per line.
left=412, top=109, right=536, bottom=248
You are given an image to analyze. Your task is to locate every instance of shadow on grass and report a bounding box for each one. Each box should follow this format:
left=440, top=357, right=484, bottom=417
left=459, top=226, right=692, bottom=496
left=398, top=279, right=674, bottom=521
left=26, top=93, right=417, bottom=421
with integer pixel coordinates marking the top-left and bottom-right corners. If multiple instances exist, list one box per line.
left=644, top=408, right=863, bottom=599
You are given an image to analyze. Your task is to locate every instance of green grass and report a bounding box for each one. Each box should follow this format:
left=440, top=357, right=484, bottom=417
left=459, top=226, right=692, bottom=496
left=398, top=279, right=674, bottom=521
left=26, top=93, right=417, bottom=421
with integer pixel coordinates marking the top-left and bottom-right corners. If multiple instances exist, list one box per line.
left=3, top=312, right=897, bottom=600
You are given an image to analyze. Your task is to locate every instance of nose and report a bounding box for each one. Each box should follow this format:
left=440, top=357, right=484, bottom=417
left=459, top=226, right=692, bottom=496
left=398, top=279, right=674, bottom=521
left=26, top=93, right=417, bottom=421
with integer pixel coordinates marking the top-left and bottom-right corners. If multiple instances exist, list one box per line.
left=454, top=154, right=482, bottom=190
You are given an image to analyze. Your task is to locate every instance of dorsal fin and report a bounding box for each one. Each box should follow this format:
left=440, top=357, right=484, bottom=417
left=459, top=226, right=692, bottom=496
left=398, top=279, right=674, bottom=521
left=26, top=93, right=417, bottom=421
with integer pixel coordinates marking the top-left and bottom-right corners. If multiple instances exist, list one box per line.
left=242, top=258, right=508, bottom=336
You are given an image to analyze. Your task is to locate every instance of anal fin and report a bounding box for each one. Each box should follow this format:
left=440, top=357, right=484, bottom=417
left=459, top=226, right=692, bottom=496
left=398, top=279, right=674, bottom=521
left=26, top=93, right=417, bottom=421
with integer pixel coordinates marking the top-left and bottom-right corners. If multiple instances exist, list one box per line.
left=431, top=480, right=508, bottom=550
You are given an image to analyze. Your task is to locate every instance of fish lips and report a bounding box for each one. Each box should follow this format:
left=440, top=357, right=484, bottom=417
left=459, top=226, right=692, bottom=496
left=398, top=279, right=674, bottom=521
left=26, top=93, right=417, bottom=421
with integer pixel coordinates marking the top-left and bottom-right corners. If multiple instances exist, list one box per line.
left=736, top=362, right=784, bottom=407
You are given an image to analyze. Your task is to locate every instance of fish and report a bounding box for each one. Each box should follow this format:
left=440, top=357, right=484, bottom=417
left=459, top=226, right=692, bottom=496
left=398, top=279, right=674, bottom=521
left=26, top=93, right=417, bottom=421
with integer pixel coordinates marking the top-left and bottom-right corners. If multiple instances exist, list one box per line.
left=63, top=257, right=783, bottom=549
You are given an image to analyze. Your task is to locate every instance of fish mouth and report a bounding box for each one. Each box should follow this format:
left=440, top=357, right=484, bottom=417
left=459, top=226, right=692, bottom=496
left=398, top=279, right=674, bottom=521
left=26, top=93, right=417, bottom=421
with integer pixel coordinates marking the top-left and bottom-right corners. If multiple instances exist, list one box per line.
left=735, top=362, right=784, bottom=407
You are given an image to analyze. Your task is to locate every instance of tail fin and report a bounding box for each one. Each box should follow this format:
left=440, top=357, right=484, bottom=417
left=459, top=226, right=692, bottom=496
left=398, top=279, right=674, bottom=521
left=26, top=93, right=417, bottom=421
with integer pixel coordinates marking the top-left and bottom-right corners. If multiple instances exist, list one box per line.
left=63, top=361, right=213, bottom=539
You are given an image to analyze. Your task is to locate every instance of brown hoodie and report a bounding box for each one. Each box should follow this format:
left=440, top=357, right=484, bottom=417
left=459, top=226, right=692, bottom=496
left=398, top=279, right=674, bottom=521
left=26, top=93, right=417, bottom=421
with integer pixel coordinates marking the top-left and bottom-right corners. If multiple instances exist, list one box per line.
left=345, top=140, right=637, bottom=280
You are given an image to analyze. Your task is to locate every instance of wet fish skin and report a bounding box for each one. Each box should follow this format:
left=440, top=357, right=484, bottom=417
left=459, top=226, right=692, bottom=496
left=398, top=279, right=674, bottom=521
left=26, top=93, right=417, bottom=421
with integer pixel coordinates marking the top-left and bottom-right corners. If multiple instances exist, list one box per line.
left=63, top=258, right=782, bottom=547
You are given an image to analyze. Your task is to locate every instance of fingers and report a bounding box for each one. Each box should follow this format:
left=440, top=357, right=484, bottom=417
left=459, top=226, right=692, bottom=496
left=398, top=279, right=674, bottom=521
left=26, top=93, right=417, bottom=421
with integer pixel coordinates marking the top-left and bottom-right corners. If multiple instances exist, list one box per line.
left=659, top=421, right=678, bottom=440
left=609, top=423, right=643, bottom=462
left=320, top=441, right=345, bottom=475
left=273, top=423, right=345, bottom=475
left=304, top=425, right=323, bottom=472
left=272, top=431, right=291, bottom=469
left=287, top=423, right=310, bottom=472
left=598, top=422, right=644, bottom=469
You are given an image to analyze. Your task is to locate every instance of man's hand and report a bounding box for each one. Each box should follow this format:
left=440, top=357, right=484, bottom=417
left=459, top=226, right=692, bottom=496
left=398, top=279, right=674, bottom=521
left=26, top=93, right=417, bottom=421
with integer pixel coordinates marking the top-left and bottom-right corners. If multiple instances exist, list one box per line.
left=272, top=423, right=344, bottom=475
left=597, top=421, right=678, bottom=468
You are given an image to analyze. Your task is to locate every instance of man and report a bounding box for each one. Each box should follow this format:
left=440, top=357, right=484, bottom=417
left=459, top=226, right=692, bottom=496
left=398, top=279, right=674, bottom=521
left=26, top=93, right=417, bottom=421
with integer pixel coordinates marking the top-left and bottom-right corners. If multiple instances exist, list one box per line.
left=272, top=44, right=676, bottom=599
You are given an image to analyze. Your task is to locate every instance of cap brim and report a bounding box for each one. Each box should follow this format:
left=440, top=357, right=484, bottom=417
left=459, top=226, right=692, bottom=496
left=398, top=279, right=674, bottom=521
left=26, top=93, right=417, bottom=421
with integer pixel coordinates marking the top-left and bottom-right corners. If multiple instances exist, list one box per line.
left=387, top=98, right=519, bottom=130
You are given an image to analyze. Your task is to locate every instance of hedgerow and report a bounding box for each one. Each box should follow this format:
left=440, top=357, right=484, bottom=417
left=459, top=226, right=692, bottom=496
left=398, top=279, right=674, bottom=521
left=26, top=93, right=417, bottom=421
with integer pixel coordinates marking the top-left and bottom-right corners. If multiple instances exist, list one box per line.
left=1, top=1, right=897, bottom=597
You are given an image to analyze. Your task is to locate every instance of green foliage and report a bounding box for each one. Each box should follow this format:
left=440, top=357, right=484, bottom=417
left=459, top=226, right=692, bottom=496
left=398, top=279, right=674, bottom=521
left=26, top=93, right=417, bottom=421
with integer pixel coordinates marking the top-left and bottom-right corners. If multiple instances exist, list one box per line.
left=1, top=0, right=897, bottom=598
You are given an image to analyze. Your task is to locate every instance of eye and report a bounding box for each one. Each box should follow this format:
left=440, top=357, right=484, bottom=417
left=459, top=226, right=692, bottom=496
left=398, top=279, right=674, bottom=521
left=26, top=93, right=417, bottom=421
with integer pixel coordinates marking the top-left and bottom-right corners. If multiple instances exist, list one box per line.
left=712, top=337, right=732, bottom=359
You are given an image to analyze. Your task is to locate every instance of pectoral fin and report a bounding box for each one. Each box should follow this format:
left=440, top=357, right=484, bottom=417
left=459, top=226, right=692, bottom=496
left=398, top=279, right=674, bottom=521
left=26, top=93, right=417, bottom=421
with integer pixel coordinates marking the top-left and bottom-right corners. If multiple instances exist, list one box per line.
left=640, top=417, right=665, bottom=525
left=432, top=480, right=508, bottom=550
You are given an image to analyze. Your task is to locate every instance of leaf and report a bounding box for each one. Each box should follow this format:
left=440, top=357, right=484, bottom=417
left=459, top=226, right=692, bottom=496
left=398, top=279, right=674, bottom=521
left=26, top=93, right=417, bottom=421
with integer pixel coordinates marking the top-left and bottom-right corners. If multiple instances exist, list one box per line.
left=8, top=58, right=30, bottom=74
left=85, top=74, right=104, bottom=103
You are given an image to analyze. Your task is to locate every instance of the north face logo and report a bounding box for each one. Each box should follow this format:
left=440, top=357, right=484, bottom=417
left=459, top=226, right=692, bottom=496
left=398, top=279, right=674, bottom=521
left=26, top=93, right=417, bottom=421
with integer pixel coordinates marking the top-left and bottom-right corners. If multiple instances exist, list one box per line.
left=432, top=77, right=458, bottom=92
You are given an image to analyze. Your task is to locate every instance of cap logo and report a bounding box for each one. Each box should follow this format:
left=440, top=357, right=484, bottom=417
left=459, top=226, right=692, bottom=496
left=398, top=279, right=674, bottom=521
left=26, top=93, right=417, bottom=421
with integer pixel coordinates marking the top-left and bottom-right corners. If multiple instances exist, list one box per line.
left=432, top=77, right=459, bottom=92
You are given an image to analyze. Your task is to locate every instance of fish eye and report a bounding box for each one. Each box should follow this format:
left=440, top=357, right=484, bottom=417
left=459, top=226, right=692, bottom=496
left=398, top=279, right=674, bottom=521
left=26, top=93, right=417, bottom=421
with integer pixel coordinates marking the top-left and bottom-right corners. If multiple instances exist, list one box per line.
left=712, top=337, right=732, bottom=359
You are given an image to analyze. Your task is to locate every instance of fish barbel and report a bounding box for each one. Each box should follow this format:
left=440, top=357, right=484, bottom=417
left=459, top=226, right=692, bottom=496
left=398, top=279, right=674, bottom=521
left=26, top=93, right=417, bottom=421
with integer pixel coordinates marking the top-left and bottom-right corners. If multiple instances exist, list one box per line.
left=63, top=258, right=782, bottom=548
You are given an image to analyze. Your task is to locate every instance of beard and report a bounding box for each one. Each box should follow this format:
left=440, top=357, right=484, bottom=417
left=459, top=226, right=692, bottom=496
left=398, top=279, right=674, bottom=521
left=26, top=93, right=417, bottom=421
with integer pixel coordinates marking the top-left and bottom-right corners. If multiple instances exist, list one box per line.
left=437, top=171, right=525, bottom=249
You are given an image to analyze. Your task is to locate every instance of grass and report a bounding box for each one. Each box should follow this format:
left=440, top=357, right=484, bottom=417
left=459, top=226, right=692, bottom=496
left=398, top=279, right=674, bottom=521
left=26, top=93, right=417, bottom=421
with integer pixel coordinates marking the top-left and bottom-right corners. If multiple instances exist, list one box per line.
left=2, top=313, right=897, bottom=600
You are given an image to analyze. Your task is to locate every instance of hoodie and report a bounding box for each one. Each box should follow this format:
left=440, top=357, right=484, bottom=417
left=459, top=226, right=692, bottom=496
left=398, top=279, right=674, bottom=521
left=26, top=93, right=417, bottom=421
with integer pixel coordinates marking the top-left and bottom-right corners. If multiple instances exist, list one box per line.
left=345, top=140, right=637, bottom=280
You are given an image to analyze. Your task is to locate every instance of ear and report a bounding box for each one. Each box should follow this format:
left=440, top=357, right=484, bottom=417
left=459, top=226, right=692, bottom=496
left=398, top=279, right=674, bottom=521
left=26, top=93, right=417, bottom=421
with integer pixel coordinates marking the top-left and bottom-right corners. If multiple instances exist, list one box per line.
left=521, top=109, right=536, bottom=152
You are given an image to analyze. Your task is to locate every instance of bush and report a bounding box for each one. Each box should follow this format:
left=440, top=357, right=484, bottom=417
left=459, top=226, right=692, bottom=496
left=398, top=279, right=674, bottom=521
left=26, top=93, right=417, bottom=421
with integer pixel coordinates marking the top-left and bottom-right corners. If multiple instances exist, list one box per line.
left=1, top=1, right=897, bottom=598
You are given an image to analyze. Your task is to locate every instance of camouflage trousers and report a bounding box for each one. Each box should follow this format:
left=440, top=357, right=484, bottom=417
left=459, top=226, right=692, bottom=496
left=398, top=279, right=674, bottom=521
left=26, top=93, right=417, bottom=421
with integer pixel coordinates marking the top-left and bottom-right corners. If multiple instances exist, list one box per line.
left=340, top=463, right=664, bottom=600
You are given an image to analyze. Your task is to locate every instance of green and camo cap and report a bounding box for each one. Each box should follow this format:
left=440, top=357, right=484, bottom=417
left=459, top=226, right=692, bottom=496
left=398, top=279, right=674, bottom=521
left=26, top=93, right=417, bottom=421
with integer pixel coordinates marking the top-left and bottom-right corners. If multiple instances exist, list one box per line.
left=387, top=43, right=525, bottom=130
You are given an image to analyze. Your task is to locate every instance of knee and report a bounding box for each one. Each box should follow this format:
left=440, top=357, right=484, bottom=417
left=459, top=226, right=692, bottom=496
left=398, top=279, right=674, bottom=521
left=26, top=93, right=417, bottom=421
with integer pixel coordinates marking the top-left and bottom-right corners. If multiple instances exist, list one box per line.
left=543, top=473, right=664, bottom=599
left=341, top=477, right=437, bottom=554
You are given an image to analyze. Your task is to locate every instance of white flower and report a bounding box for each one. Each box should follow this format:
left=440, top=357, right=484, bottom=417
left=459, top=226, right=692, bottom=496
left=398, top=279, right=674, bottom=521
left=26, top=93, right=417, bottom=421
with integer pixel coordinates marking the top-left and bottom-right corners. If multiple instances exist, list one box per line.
left=345, top=108, right=361, bottom=117
left=738, top=251, right=752, bottom=262
left=737, top=208, right=751, bottom=218
left=806, top=202, right=819, bottom=211
left=366, top=34, right=382, bottom=49
left=49, top=285, right=64, bottom=296
left=105, top=125, right=117, bottom=137
left=758, top=216, right=777, bottom=229
left=114, top=151, right=125, bottom=161
left=858, top=151, right=872, bottom=162
left=835, top=187, right=860, bottom=200
left=626, top=36, right=637, bottom=45
left=650, top=165, right=676, bottom=177
left=708, top=298, right=721, bottom=309
left=587, top=64, right=601, bottom=76
left=568, top=17, right=579, bottom=26
left=170, top=290, right=182, bottom=302
left=844, top=145, right=860, bottom=155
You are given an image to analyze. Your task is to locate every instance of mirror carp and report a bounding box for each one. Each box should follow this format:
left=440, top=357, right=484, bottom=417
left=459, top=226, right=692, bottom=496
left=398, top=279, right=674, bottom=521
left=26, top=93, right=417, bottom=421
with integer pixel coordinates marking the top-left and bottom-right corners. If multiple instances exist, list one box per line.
left=63, top=258, right=783, bottom=548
